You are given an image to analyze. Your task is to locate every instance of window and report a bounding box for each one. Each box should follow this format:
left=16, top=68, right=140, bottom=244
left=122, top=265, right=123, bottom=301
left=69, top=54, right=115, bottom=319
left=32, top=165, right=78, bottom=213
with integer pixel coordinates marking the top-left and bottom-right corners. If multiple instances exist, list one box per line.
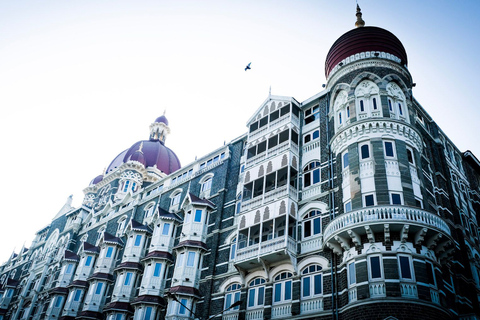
left=54, top=296, right=63, bottom=308
left=339, top=112, right=342, bottom=124
left=115, top=314, right=123, bottom=320
left=369, top=256, right=383, bottom=280
left=178, top=298, right=188, bottom=315
left=360, top=144, right=370, bottom=159
left=123, top=180, right=130, bottom=192
left=95, top=282, right=103, bottom=295
left=170, top=193, right=181, bottom=207
left=65, top=264, right=74, bottom=274
left=348, top=262, right=356, bottom=286
left=186, top=252, right=196, bottom=267
left=106, top=247, right=114, bottom=258
left=144, top=307, right=153, bottom=320
left=407, top=148, right=415, bottom=165
left=426, top=262, right=436, bottom=286
left=145, top=204, right=155, bottom=217
left=304, top=105, right=319, bottom=125
left=224, top=284, right=241, bottom=311
left=162, top=223, right=171, bottom=236
left=194, top=209, right=202, bottom=223
left=343, top=152, right=349, bottom=169
left=303, top=161, right=321, bottom=188
left=153, top=263, right=162, bottom=277
left=398, top=256, right=413, bottom=280
left=360, top=100, right=364, bottom=112
left=303, top=210, right=322, bottom=238
left=85, top=256, right=93, bottom=267
left=230, top=238, right=237, bottom=261
left=201, top=177, right=212, bottom=193
left=177, top=253, right=185, bottom=267
left=384, top=141, right=395, bottom=158
left=388, top=99, right=393, bottom=111
left=391, top=193, right=402, bottom=205
left=373, top=98, right=377, bottom=110
left=345, top=201, right=352, bottom=213
left=7, top=289, right=13, bottom=298
left=364, top=194, right=375, bottom=207
left=73, top=289, right=82, bottom=301
left=304, top=130, right=319, bottom=144
left=346, top=106, right=350, bottom=118
left=247, top=278, right=265, bottom=308
left=398, top=103, right=403, bottom=115
left=273, top=272, right=293, bottom=303
left=134, top=235, right=142, bottom=247
left=301, top=265, right=322, bottom=298
left=124, top=272, right=133, bottom=286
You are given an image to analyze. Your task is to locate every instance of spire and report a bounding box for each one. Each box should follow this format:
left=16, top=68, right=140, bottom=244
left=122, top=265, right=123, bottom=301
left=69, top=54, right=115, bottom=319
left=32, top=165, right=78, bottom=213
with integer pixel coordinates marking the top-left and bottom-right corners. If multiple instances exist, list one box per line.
left=355, top=4, right=365, bottom=28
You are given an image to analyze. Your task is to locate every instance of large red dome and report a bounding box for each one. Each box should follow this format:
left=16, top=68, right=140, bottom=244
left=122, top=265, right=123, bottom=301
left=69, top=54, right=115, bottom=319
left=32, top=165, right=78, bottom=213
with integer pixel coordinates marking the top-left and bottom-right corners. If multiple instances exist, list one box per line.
left=325, top=26, right=408, bottom=78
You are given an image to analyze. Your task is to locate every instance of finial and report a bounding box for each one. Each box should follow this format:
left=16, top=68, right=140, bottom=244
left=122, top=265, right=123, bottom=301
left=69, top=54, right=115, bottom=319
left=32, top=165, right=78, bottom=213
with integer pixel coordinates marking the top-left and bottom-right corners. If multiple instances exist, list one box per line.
left=355, top=4, right=365, bottom=28
left=163, top=110, right=166, bottom=116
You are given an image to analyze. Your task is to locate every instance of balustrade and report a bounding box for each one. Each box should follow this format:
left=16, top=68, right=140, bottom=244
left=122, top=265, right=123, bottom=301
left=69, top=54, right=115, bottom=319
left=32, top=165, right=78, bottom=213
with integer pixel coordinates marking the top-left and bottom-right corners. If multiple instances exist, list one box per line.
left=369, top=282, right=386, bottom=297
left=271, top=303, right=292, bottom=318
left=300, top=297, right=323, bottom=314
left=400, top=283, right=417, bottom=298
left=245, top=309, right=264, bottom=320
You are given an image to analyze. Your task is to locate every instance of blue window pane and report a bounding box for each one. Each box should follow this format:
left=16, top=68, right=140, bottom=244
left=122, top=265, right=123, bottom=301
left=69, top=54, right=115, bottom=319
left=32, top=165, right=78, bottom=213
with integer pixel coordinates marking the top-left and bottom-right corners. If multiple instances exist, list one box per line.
left=225, top=294, right=232, bottom=309
left=179, top=299, right=187, bottom=314
left=55, top=296, right=63, bottom=308
left=85, top=256, right=92, bottom=267
left=230, top=243, right=236, bottom=260
left=312, top=130, right=319, bottom=139
left=162, top=223, right=170, bottom=235
left=95, top=283, right=103, bottom=295
left=187, top=252, right=195, bottom=267
left=153, top=263, right=162, bottom=277
left=285, top=281, right=292, bottom=300
left=388, top=99, right=393, bottom=111
left=365, top=195, right=374, bottom=207
left=392, top=193, right=402, bottom=205
left=144, top=307, right=152, bottom=320
left=361, top=145, right=369, bottom=159
left=194, top=210, right=202, bottom=222
left=274, top=283, right=281, bottom=302
left=106, top=247, right=113, bottom=258
left=398, top=103, right=403, bottom=115
left=74, top=289, right=82, bottom=301
left=66, top=264, right=73, bottom=274
left=258, top=287, right=264, bottom=305
left=385, top=142, right=394, bottom=157
left=343, top=153, right=349, bottom=168
left=313, top=218, right=321, bottom=235
left=399, top=256, right=412, bottom=279
left=349, top=263, right=356, bottom=285
left=124, top=272, right=132, bottom=286
left=234, top=292, right=240, bottom=309
left=134, top=235, right=142, bottom=246
left=314, top=274, right=322, bottom=295
left=339, top=112, right=342, bottom=124
left=373, top=98, right=377, bottom=109
left=347, top=106, right=350, bottom=118
left=370, top=256, right=381, bottom=279
left=302, top=277, right=310, bottom=297
left=313, top=169, right=320, bottom=184
left=248, top=289, right=255, bottom=307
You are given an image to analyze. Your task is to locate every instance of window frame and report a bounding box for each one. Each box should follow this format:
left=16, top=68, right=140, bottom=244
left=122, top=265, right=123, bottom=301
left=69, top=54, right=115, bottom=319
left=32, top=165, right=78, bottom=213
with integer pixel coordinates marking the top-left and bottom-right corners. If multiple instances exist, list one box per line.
left=273, top=272, right=293, bottom=304
left=360, top=143, right=370, bottom=160
left=368, top=255, right=384, bottom=281
left=384, top=141, right=395, bottom=158
left=363, top=193, right=376, bottom=207
left=398, top=255, right=414, bottom=281
left=247, top=278, right=266, bottom=309
left=301, top=265, right=323, bottom=299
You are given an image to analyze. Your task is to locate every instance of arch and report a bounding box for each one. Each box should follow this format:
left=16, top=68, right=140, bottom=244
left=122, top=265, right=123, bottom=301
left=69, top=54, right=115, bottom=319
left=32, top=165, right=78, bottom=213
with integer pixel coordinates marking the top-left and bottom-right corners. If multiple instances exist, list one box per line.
left=349, top=72, right=383, bottom=92
left=270, top=264, right=295, bottom=281
left=298, top=256, right=330, bottom=271
left=219, top=275, right=243, bottom=293
left=245, top=270, right=268, bottom=284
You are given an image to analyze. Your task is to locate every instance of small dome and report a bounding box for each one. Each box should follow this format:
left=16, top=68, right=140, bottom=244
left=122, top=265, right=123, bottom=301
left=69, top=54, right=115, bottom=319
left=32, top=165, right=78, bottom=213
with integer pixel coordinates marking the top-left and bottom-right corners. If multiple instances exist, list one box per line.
left=155, top=115, right=169, bottom=126
left=325, top=26, right=408, bottom=78
left=90, top=175, right=104, bottom=186
left=128, top=149, right=146, bottom=166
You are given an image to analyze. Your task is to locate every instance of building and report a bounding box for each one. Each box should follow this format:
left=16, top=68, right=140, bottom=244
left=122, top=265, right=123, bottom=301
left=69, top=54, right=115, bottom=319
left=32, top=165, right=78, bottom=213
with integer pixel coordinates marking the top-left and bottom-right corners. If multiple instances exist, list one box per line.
left=1, top=6, right=480, bottom=320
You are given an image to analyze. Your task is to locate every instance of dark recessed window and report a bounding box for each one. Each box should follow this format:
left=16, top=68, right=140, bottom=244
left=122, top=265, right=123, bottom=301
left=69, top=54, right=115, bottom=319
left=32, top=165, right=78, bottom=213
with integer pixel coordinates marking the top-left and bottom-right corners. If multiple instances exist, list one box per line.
left=249, top=122, right=259, bottom=133
left=361, top=144, right=370, bottom=159
left=370, top=256, right=382, bottom=279
left=399, top=256, right=412, bottom=279
left=365, top=194, right=374, bottom=206
left=407, top=149, right=414, bottom=164
left=373, top=98, right=377, bottom=110
left=360, top=100, right=364, bottom=112
left=391, top=193, right=402, bottom=205
left=259, top=116, right=268, bottom=128
left=269, top=110, right=280, bottom=122
left=384, top=141, right=394, bottom=157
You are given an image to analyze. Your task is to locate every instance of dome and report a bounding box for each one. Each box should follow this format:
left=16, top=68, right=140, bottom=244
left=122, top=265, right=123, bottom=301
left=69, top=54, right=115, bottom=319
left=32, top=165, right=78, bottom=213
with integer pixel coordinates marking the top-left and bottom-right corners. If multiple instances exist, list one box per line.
left=325, top=26, right=408, bottom=78
left=106, top=140, right=180, bottom=175
left=155, top=115, right=169, bottom=126
left=90, top=175, right=104, bottom=186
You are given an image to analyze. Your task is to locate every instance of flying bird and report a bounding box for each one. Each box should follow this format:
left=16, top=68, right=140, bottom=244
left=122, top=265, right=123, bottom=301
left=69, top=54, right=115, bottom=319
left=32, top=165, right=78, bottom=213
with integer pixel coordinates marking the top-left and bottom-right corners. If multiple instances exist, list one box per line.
left=245, top=62, right=251, bottom=71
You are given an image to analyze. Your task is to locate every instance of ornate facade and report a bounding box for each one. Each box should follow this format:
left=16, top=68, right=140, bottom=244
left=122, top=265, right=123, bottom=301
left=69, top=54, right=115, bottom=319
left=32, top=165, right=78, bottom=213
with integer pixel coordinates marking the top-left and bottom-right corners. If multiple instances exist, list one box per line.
left=1, top=7, right=480, bottom=320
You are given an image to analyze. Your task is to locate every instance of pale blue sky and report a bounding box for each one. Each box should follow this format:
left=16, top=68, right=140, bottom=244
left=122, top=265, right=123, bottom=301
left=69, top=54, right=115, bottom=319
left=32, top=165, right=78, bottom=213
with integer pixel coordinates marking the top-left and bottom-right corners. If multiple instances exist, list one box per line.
left=0, top=1, right=479, bottom=262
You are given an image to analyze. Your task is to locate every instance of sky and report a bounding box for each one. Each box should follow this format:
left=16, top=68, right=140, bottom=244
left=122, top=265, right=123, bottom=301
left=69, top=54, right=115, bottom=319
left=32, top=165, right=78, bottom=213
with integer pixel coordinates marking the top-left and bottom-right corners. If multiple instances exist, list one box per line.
left=0, top=0, right=479, bottom=263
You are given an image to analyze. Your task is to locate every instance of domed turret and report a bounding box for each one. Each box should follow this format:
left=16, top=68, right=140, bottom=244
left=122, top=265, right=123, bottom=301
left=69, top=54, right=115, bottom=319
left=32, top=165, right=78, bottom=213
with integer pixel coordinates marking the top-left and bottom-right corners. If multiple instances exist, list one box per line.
left=325, top=5, right=408, bottom=78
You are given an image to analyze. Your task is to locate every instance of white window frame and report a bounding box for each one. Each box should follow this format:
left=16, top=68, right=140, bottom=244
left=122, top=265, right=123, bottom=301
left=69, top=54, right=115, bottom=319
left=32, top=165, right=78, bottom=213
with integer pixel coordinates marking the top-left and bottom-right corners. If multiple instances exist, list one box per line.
left=383, top=140, right=396, bottom=158
left=247, top=278, right=266, bottom=309
left=273, top=272, right=293, bottom=304
left=301, top=265, right=323, bottom=299
left=348, top=262, right=356, bottom=287
left=342, top=151, right=349, bottom=170
left=363, top=193, right=376, bottom=207
left=359, top=143, right=371, bottom=160
left=397, top=255, right=415, bottom=281
left=224, top=284, right=241, bottom=311
left=302, top=210, right=322, bottom=239
left=344, top=201, right=352, bottom=213
left=390, top=192, right=403, bottom=205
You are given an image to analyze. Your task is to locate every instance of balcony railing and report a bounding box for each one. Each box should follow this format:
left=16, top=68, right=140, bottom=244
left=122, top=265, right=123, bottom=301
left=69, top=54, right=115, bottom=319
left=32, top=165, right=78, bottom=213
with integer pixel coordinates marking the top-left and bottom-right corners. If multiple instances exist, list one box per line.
left=245, top=309, right=264, bottom=320
left=369, top=282, right=386, bottom=297
left=301, top=236, right=323, bottom=254
left=400, top=282, right=417, bottom=298
left=324, top=206, right=451, bottom=243
left=271, top=303, right=292, bottom=319
left=300, top=297, right=323, bottom=314
left=236, top=236, right=296, bottom=263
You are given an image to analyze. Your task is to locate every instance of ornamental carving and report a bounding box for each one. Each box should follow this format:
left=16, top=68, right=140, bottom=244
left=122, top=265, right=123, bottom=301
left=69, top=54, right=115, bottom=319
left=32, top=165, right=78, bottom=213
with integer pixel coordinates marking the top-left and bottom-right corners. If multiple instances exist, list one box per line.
left=386, top=82, right=405, bottom=100
left=334, top=90, right=348, bottom=111
left=355, top=80, right=379, bottom=97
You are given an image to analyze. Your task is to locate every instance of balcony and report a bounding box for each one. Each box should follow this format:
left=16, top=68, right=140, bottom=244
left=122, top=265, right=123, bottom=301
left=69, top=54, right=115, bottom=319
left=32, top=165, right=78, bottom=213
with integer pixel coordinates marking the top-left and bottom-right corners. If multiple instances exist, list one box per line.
left=241, top=185, right=296, bottom=212
left=245, top=309, right=264, bottom=320
left=235, top=236, right=296, bottom=269
left=300, top=297, right=323, bottom=315
left=271, top=302, right=292, bottom=319
left=323, top=206, right=452, bottom=254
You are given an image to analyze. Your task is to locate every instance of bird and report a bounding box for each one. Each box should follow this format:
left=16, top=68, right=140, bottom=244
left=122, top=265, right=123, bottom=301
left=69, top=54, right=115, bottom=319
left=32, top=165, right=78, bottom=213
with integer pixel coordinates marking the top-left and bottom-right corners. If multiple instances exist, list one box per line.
left=245, top=62, right=251, bottom=71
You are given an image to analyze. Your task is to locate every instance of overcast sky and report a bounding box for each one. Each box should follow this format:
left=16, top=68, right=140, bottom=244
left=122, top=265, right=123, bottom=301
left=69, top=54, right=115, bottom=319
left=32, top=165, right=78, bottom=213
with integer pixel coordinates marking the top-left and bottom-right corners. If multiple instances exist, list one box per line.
left=1, top=0, right=479, bottom=262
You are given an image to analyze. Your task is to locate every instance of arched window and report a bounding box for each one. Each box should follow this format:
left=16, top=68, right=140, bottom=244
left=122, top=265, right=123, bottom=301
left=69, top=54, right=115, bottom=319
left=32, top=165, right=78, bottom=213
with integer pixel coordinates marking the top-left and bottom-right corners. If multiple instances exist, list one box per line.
left=235, top=194, right=242, bottom=214
left=386, top=82, right=408, bottom=122
left=144, top=203, right=156, bottom=218
left=355, top=80, right=381, bottom=119
left=96, top=226, right=106, bottom=245
left=303, top=161, right=321, bottom=188
left=230, top=238, right=237, bottom=261
left=224, top=284, right=241, bottom=311
left=247, top=278, right=266, bottom=309
left=301, top=265, right=323, bottom=298
left=170, top=191, right=182, bottom=209
left=273, top=272, right=293, bottom=304
left=201, top=177, right=213, bottom=192
left=303, top=210, right=322, bottom=238
left=117, top=217, right=128, bottom=236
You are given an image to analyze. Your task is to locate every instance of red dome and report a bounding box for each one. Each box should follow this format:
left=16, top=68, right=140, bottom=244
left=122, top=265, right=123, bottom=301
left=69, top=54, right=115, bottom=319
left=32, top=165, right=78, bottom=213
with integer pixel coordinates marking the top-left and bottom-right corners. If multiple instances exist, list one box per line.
left=325, top=26, right=407, bottom=78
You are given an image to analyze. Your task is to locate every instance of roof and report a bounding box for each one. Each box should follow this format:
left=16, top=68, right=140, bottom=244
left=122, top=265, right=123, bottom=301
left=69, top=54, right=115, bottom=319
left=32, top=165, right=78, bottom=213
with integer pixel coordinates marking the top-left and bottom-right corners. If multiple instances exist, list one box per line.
left=130, top=220, right=153, bottom=234
left=167, top=285, right=202, bottom=299
left=132, top=295, right=166, bottom=306
left=158, top=207, right=182, bottom=222
left=188, top=193, right=215, bottom=209
left=103, top=232, right=124, bottom=247
left=103, top=302, right=134, bottom=313
left=64, top=250, right=80, bottom=262
left=68, top=280, right=89, bottom=288
left=143, top=251, right=174, bottom=262
left=114, top=262, right=143, bottom=271
left=174, top=240, right=208, bottom=251
left=87, top=272, right=115, bottom=282
left=83, top=242, right=100, bottom=254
